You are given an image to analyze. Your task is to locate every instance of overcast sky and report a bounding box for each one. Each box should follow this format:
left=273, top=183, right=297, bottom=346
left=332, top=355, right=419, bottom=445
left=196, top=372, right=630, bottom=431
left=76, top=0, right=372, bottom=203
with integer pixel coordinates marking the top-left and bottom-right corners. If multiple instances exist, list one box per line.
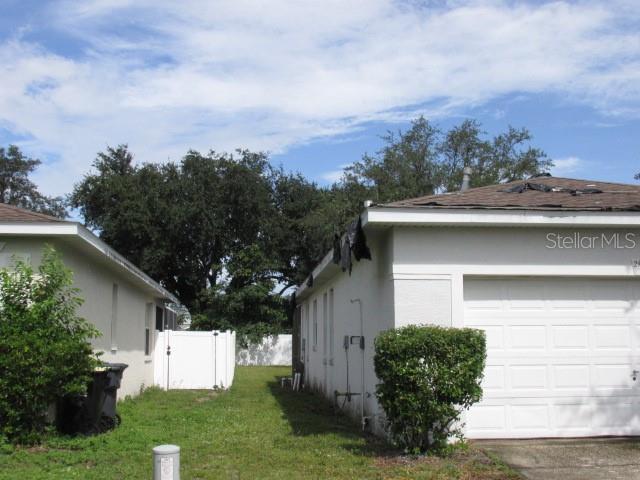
left=1, top=0, right=639, bottom=198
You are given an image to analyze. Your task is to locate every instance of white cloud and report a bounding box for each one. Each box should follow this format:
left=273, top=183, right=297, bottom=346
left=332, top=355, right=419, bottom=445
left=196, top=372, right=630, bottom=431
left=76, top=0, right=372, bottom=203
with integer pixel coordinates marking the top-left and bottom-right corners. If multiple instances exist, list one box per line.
left=551, top=156, right=585, bottom=176
left=319, top=164, right=351, bottom=184
left=0, top=0, right=639, bottom=195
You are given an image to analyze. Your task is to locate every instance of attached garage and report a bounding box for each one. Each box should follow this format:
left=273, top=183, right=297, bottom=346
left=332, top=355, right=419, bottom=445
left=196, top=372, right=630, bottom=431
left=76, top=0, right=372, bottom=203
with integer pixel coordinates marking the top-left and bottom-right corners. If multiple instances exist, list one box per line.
left=296, top=176, right=640, bottom=439
left=464, top=277, right=640, bottom=438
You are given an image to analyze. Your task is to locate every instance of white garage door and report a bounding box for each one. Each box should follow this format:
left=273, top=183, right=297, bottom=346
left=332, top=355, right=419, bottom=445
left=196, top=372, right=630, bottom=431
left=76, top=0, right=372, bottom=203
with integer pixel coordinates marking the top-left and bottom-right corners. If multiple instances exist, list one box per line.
left=464, top=277, right=640, bottom=439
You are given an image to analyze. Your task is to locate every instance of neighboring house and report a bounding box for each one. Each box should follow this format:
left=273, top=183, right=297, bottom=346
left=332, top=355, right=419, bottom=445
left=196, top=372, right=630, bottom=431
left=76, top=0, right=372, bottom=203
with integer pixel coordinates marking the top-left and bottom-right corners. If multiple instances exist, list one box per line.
left=0, top=203, right=180, bottom=397
left=296, top=176, right=640, bottom=439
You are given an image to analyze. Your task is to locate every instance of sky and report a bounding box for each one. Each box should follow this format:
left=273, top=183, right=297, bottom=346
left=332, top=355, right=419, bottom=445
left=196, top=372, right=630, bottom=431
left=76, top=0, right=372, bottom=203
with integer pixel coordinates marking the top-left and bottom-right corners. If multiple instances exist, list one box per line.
left=0, top=0, right=639, bottom=199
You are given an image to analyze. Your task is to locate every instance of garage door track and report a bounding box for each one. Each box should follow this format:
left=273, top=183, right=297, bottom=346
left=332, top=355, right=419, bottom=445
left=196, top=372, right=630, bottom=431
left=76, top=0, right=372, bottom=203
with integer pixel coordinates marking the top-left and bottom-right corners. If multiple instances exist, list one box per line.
left=479, top=438, right=640, bottom=480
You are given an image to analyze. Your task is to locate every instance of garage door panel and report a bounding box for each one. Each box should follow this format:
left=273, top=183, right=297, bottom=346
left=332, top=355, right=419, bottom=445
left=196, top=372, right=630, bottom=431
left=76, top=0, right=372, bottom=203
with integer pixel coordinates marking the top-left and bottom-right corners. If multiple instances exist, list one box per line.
left=510, top=365, right=547, bottom=390
left=482, top=365, right=505, bottom=391
left=511, top=405, right=549, bottom=431
left=594, top=364, right=635, bottom=390
left=594, top=325, right=632, bottom=349
left=552, top=325, right=589, bottom=349
left=553, top=365, right=590, bottom=390
left=464, top=277, right=640, bottom=438
left=509, top=325, right=546, bottom=349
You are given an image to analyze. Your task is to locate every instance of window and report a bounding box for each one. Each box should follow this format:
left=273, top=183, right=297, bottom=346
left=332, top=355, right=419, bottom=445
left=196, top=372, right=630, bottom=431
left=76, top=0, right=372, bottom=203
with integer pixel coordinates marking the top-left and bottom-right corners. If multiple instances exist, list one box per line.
left=305, top=303, right=310, bottom=362
left=322, top=292, right=328, bottom=358
left=329, top=289, right=334, bottom=362
left=145, top=303, right=153, bottom=356
left=313, top=299, right=318, bottom=350
left=155, top=306, right=164, bottom=331
left=111, top=283, right=118, bottom=351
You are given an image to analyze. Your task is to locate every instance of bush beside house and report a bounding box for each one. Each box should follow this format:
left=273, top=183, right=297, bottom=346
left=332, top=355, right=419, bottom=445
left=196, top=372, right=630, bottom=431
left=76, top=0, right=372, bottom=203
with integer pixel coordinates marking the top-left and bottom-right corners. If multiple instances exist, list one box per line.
left=374, top=325, right=486, bottom=453
left=0, top=247, right=100, bottom=444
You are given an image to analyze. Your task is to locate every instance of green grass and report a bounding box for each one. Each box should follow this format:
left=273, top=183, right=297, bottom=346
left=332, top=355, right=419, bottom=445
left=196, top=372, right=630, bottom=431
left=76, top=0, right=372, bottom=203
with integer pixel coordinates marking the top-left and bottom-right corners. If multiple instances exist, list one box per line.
left=0, top=367, right=520, bottom=479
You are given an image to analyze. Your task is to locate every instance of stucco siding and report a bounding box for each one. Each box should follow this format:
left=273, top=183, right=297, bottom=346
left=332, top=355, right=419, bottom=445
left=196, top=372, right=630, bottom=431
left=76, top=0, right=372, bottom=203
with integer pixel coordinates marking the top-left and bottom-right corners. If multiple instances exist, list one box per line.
left=299, top=229, right=394, bottom=429
left=0, top=236, right=160, bottom=397
left=300, top=223, right=640, bottom=437
left=392, top=226, right=640, bottom=329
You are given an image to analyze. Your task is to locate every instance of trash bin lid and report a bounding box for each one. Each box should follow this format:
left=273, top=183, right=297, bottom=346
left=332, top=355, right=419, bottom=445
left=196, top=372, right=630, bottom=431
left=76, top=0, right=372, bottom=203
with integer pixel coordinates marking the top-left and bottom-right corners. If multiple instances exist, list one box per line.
left=153, top=444, right=180, bottom=455
left=103, top=362, right=129, bottom=371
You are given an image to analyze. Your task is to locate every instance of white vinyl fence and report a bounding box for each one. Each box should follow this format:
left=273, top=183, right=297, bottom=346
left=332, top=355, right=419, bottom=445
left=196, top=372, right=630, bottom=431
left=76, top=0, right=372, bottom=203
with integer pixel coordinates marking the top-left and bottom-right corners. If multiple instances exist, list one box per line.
left=154, top=330, right=236, bottom=390
left=236, top=334, right=292, bottom=366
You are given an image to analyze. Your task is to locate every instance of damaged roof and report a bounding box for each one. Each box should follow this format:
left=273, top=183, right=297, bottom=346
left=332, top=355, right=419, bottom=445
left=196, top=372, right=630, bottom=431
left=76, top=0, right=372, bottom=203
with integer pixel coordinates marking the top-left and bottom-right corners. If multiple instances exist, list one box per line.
left=384, top=176, right=640, bottom=212
left=0, top=203, right=67, bottom=223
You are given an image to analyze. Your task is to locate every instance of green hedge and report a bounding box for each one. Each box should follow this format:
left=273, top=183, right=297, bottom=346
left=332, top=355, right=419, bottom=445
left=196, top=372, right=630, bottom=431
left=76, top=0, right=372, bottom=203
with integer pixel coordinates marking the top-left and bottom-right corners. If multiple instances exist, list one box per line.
left=0, top=247, right=100, bottom=444
left=374, top=325, right=486, bottom=452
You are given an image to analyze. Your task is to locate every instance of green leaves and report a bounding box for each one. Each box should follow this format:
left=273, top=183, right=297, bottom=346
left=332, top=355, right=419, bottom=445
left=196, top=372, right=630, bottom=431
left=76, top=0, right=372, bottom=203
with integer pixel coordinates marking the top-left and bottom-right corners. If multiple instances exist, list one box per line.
left=373, top=325, right=486, bottom=453
left=0, top=247, right=99, bottom=444
left=343, top=117, right=552, bottom=202
left=0, top=145, right=66, bottom=218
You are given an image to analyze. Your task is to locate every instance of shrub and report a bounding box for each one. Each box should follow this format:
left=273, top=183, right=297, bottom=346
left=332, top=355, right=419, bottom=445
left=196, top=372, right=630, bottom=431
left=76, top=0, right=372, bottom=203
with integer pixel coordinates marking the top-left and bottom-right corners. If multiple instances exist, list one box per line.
left=0, top=247, right=100, bottom=444
left=374, top=325, right=486, bottom=453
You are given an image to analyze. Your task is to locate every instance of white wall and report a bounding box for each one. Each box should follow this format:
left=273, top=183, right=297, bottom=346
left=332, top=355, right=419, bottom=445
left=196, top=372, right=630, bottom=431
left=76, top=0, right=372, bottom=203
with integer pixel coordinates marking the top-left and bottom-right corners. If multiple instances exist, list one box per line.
left=392, top=226, right=640, bottom=329
left=0, top=236, right=165, bottom=398
left=298, top=224, right=640, bottom=435
left=298, top=229, right=395, bottom=430
left=236, top=335, right=292, bottom=366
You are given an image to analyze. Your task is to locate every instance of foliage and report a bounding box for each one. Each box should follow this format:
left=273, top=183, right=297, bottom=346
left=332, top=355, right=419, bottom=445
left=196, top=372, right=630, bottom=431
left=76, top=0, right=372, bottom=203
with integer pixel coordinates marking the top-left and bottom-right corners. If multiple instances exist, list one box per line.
left=374, top=325, right=486, bottom=453
left=70, top=146, right=275, bottom=310
left=69, top=117, right=548, bottom=334
left=0, top=367, right=519, bottom=480
left=344, top=117, right=553, bottom=202
left=0, top=145, right=66, bottom=218
left=0, top=247, right=100, bottom=444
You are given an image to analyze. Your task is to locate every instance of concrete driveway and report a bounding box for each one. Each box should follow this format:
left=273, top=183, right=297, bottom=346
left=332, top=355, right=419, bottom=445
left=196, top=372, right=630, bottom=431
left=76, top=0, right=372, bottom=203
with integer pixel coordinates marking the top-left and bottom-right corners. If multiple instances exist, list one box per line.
left=478, top=438, right=640, bottom=480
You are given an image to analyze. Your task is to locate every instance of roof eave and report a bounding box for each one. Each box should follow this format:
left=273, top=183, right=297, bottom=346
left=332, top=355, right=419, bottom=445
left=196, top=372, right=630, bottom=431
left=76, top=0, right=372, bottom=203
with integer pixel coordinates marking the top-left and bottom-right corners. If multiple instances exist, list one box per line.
left=0, top=222, right=179, bottom=304
left=295, top=206, right=640, bottom=301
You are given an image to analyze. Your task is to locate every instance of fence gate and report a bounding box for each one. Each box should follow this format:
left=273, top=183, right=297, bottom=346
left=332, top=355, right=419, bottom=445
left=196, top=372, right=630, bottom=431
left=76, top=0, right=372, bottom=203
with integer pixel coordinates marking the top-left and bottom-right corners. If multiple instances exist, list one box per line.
left=154, top=330, right=236, bottom=390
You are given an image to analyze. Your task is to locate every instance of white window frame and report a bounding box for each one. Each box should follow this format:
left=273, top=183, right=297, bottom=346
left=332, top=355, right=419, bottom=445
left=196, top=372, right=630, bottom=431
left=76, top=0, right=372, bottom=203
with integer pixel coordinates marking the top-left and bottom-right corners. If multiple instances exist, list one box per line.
left=312, top=299, right=318, bottom=351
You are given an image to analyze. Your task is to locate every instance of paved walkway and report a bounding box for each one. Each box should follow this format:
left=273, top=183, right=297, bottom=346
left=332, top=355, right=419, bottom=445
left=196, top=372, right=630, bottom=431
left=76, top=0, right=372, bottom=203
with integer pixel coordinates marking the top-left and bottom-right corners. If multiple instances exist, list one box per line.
left=478, top=438, right=640, bottom=480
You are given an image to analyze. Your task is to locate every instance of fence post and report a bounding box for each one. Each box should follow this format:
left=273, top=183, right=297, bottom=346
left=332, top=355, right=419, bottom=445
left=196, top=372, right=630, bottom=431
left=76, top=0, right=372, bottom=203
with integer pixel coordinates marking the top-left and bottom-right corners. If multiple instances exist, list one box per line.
left=213, top=331, right=219, bottom=388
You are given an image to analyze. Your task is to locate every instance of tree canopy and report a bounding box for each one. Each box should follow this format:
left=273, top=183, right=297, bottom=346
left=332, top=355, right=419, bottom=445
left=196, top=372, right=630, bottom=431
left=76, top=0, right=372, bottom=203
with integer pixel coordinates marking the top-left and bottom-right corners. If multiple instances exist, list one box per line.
left=344, top=117, right=552, bottom=202
left=0, top=145, right=66, bottom=217
left=67, top=116, right=550, bottom=335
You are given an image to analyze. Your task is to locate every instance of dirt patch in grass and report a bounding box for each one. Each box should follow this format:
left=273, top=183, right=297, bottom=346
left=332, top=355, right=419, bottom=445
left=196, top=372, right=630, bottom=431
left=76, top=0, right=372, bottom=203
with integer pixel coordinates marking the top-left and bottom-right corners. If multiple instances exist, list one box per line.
left=194, top=391, right=220, bottom=403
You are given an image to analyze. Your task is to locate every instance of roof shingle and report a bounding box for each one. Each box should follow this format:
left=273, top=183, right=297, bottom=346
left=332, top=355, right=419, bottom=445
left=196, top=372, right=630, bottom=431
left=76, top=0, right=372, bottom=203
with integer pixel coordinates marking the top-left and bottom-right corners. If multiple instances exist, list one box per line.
left=384, top=176, right=640, bottom=212
left=0, top=203, right=67, bottom=223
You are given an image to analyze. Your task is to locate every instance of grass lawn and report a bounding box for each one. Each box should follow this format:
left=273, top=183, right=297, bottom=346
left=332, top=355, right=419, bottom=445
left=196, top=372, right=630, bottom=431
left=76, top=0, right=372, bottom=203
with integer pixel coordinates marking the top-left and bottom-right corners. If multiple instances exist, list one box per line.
left=0, top=366, right=519, bottom=479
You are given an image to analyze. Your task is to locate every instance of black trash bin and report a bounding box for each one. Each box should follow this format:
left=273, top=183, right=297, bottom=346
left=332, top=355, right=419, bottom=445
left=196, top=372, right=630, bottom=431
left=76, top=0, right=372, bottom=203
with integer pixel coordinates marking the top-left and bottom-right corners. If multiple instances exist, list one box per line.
left=56, top=367, right=110, bottom=435
left=100, top=363, right=128, bottom=430
left=56, top=363, right=128, bottom=435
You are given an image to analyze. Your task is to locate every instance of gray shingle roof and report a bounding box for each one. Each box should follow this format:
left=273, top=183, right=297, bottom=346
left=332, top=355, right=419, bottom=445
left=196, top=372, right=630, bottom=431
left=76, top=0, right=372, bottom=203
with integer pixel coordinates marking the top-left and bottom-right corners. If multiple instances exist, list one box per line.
left=0, top=203, right=67, bottom=222
left=384, top=176, right=640, bottom=212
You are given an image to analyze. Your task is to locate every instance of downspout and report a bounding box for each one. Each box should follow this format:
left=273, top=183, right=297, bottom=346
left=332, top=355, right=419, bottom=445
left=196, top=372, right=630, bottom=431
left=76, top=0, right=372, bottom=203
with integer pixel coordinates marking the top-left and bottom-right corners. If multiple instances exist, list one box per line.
left=350, top=298, right=367, bottom=430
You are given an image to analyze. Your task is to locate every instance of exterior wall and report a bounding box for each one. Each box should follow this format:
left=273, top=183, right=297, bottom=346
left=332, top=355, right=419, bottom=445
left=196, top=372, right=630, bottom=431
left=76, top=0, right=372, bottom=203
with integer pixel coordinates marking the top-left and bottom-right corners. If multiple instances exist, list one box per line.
left=0, top=236, right=164, bottom=398
left=300, top=224, right=640, bottom=435
left=391, top=226, right=640, bottom=330
left=299, top=229, right=395, bottom=430
left=236, top=335, right=292, bottom=366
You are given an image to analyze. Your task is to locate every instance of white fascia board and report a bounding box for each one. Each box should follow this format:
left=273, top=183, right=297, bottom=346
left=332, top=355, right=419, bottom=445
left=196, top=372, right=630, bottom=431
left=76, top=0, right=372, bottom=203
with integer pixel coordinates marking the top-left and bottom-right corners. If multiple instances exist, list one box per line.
left=296, top=249, right=336, bottom=300
left=363, top=207, right=640, bottom=227
left=76, top=226, right=179, bottom=304
left=296, top=207, right=640, bottom=299
left=0, top=222, right=79, bottom=236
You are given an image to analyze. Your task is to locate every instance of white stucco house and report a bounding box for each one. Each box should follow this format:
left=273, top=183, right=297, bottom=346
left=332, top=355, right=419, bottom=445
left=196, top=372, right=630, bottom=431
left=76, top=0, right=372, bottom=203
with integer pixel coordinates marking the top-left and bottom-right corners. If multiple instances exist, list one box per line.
left=0, top=203, right=181, bottom=397
left=296, top=175, right=640, bottom=439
